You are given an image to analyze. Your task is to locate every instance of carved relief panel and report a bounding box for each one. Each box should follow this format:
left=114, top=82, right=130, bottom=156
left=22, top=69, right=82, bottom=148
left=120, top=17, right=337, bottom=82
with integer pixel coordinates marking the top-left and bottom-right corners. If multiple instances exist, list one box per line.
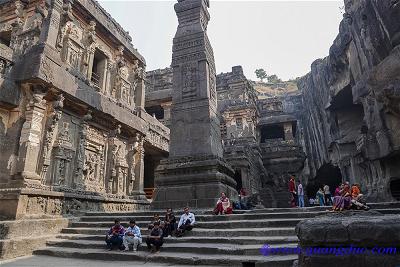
left=81, top=126, right=107, bottom=192
left=181, top=62, right=198, bottom=100
left=107, top=134, right=129, bottom=196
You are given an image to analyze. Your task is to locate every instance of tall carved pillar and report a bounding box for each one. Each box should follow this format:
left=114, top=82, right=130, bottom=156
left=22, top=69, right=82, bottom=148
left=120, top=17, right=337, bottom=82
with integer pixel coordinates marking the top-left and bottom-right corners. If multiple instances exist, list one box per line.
left=15, top=86, right=47, bottom=187
left=135, top=67, right=146, bottom=109
left=161, top=102, right=172, bottom=126
left=40, top=94, right=64, bottom=183
left=131, top=134, right=147, bottom=200
left=74, top=111, right=92, bottom=190
left=39, top=0, right=63, bottom=47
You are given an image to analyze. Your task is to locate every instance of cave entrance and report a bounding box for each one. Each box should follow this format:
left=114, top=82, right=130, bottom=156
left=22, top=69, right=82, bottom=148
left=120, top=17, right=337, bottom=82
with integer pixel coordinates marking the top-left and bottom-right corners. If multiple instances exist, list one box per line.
left=234, top=170, right=243, bottom=192
left=306, top=163, right=342, bottom=199
left=260, top=124, right=285, bottom=143
left=390, top=178, right=400, bottom=201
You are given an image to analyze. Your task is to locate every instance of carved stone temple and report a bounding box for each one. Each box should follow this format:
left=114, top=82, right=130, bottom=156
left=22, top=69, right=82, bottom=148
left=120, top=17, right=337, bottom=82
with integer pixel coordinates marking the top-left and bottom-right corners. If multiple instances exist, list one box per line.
left=151, top=0, right=237, bottom=208
left=0, top=0, right=169, bottom=220
left=1, top=0, right=400, bottom=262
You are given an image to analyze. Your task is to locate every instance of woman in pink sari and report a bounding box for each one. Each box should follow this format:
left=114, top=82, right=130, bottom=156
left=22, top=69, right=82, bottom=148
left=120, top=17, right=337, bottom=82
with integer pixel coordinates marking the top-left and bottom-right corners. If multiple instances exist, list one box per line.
left=331, top=182, right=351, bottom=211
left=214, top=193, right=233, bottom=215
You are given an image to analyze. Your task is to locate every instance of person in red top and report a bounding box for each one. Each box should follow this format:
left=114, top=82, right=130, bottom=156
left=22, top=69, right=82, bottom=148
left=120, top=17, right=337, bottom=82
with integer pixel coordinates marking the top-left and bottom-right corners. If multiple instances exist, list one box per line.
left=288, top=176, right=297, bottom=207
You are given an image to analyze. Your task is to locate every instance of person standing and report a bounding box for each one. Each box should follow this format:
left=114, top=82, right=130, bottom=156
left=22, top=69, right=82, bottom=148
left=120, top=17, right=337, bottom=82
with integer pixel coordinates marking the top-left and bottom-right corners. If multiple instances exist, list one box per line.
left=323, top=184, right=332, bottom=205
left=288, top=176, right=297, bottom=207
left=316, top=188, right=325, bottom=206
left=297, top=180, right=304, bottom=208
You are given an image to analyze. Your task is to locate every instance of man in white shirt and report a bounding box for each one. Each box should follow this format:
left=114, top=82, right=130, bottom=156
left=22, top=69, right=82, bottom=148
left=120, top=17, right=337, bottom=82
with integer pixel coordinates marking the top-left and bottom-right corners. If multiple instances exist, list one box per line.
left=123, top=220, right=142, bottom=252
left=176, top=207, right=195, bottom=237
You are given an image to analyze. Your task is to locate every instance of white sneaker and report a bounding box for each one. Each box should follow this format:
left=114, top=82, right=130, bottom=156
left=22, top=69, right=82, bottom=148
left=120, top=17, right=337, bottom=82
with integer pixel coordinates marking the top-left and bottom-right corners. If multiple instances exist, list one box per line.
left=133, top=248, right=137, bottom=252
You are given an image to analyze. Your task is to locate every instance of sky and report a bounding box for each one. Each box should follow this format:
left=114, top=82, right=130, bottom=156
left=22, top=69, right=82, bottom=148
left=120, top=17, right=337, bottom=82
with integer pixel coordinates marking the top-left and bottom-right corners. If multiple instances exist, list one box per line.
left=98, top=0, right=344, bottom=81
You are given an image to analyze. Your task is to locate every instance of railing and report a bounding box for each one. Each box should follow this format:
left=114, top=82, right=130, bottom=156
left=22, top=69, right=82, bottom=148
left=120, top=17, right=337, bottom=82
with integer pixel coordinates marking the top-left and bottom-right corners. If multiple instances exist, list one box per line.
left=144, top=187, right=155, bottom=199
left=91, top=72, right=101, bottom=89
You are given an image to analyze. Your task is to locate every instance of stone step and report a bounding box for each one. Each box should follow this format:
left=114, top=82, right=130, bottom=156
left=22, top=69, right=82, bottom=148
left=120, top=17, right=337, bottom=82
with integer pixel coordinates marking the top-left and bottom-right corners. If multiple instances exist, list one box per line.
left=247, top=203, right=400, bottom=213
left=71, top=218, right=302, bottom=229
left=55, top=234, right=299, bottom=245
left=77, top=208, right=400, bottom=223
left=61, top=227, right=296, bottom=237
left=33, top=247, right=297, bottom=267
left=84, top=210, right=247, bottom=217
left=78, top=211, right=329, bottom=222
left=45, top=239, right=298, bottom=256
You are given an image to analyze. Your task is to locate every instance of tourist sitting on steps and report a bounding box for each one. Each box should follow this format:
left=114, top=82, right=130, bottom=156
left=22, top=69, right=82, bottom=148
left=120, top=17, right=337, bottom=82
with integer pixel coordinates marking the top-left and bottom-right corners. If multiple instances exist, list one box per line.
left=214, top=192, right=233, bottom=215
left=105, top=219, right=125, bottom=251
left=146, top=221, right=163, bottom=253
left=123, top=220, right=142, bottom=252
left=350, top=183, right=370, bottom=210
left=176, top=207, right=196, bottom=237
left=163, top=208, right=177, bottom=237
left=148, top=213, right=161, bottom=230
left=331, top=182, right=352, bottom=212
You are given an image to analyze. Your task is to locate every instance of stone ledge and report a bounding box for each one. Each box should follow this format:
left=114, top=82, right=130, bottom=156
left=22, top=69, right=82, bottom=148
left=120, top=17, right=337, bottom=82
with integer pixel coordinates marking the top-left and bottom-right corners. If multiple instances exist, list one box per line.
left=0, top=218, right=70, bottom=260
left=295, top=211, right=400, bottom=267
left=296, top=211, right=400, bottom=247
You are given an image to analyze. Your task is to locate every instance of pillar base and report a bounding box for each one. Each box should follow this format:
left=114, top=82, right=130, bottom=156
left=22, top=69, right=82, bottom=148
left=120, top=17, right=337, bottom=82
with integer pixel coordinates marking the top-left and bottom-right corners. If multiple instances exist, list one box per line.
left=152, top=155, right=237, bottom=209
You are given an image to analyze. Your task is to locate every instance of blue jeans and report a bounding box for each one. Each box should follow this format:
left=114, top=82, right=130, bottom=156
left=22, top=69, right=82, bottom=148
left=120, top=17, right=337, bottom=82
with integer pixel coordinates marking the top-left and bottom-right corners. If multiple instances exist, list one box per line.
left=298, top=195, right=304, bottom=207
left=106, top=235, right=124, bottom=250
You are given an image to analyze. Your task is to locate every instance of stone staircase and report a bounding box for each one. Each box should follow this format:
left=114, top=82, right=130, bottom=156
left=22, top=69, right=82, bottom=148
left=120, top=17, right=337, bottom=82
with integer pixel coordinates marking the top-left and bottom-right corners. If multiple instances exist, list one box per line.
left=33, top=203, right=400, bottom=267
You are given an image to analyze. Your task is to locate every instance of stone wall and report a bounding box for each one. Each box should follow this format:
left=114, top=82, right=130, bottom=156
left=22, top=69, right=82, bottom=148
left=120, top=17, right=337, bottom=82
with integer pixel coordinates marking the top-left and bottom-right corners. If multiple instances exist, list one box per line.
left=0, top=0, right=169, bottom=220
left=298, top=0, right=400, bottom=201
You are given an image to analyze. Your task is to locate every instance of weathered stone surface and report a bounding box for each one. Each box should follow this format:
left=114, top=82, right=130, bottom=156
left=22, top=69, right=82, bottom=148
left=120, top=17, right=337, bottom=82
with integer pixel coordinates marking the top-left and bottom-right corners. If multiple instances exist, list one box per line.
left=0, top=0, right=169, bottom=222
left=152, top=0, right=238, bottom=209
left=298, top=0, right=400, bottom=202
left=296, top=211, right=400, bottom=267
left=0, top=217, right=69, bottom=260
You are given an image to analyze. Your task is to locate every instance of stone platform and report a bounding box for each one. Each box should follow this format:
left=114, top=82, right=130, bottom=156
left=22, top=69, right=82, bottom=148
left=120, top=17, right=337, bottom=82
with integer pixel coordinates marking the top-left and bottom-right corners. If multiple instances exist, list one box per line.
left=31, top=203, right=400, bottom=267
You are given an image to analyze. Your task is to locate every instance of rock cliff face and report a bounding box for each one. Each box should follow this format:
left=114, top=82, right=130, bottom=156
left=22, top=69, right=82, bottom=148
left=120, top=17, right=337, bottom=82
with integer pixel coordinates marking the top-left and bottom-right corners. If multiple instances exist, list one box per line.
left=299, top=0, right=400, bottom=201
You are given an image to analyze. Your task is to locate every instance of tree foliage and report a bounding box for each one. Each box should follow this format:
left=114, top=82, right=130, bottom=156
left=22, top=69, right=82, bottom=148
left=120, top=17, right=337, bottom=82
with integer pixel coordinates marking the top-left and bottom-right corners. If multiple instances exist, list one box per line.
left=255, top=69, right=268, bottom=82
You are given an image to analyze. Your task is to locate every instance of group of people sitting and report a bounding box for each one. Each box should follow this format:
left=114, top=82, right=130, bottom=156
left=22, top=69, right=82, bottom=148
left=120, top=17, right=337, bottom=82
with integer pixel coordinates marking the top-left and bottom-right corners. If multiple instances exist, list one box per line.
left=288, top=175, right=370, bottom=211
left=105, top=207, right=196, bottom=253
left=330, top=182, right=369, bottom=211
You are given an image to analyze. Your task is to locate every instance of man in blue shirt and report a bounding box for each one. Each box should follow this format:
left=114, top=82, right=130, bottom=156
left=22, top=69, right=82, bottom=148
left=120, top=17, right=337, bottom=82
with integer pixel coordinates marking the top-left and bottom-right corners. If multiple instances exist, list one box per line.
left=123, top=220, right=142, bottom=252
left=105, top=219, right=125, bottom=251
left=176, top=207, right=195, bottom=237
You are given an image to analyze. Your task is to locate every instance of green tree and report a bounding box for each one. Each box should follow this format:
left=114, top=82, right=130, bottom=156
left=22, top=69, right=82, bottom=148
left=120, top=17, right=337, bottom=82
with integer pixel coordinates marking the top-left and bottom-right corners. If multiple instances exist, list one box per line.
left=255, top=69, right=268, bottom=82
left=267, top=74, right=282, bottom=83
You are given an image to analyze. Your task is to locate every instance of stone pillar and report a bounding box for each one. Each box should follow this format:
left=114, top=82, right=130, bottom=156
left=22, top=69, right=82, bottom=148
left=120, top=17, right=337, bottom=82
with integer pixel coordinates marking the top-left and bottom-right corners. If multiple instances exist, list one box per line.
left=39, top=0, right=63, bottom=48
left=135, top=67, right=146, bottom=109
left=131, top=134, right=147, bottom=200
left=40, top=94, right=64, bottom=183
left=152, top=0, right=236, bottom=209
left=161, top=102, right=172, bottom=126
left=284, top=122, right=294, bottom=141
left=14, top=86, right=47, bottom=186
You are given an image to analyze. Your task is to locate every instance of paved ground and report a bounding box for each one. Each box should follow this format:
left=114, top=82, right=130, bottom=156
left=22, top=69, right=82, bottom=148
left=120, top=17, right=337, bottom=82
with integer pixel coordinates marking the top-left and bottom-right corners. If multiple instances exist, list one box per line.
left=0, top=255, right=210, bottom=267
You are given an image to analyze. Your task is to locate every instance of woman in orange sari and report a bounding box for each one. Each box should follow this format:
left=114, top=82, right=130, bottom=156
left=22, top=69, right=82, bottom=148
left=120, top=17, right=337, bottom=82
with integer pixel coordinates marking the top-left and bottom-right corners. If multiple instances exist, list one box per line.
left=214, top=192, right=233, bottom=215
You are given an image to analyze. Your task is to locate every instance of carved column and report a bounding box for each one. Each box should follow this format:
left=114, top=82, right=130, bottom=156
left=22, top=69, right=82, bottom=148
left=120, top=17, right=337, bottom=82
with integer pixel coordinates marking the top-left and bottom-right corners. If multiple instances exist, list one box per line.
left=74, top=111, right=91, bottom=190
left=40, top=94, right=64, bottom=183
left=127, top=134, right=139, bottom=195
left=15, top=86, right=47, bottom=186
left=104, top=61, right=114, bottom=96
left=135, top=66, right=146, bottom=109
left=131, top=134, right=146, bottom=200
left=161, top=102, right=172, bottom=126
left=39, top=0, right=63, bottom=47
